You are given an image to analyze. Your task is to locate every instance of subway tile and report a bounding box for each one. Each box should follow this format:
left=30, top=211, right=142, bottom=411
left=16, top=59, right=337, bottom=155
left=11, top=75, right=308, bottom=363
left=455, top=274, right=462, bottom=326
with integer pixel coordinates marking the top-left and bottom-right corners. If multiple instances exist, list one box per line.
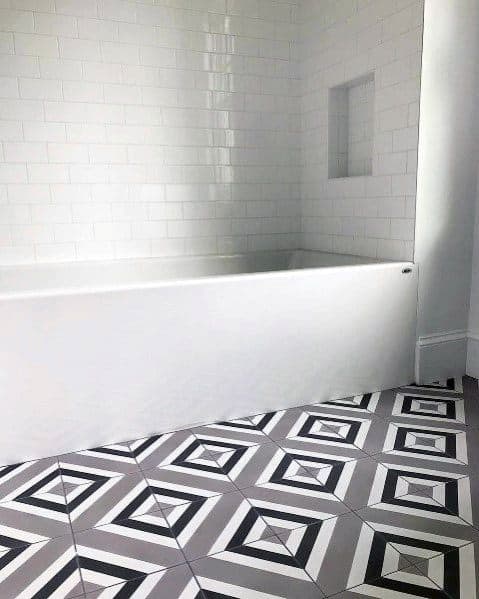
left=63, top=81, right=104, bottom=103
left=131, top=221, right=168, bottom=239
left=11, top=223, right=53, bottom=244
left=8, top=183, right=51, bottom=203
left=94, top=221, right=131, bottom=241
left=99, top=0, right=137, bottom=24
left=0, top=55, right=39, bottom=77
left=31, top=203, right=72, bottom=223
left=27, top=163, right=70, bottom=183
left=66, top=124, right=107, bottom=144
left=0, top=32, right=14, bottom=54
left=35, top=242, right=76, bottom=262
left=59, top=37, right=101, bottom=61
left=76, top=239, right=114, bottom=259
left=19, top=77, right=62, bottom=100
left=54, top=222, right=94, bottom=242
left=114, top=239, right=151, bottom=258
left=55, top=0, right=98, bottom=18
left=33, top=12, right=78, bottom=37
left=72, top=202, right=111, bottom=223
left=83, top=60, right=123, bottom=83
left=0, top=9, right=35, bottom=33
left=48, top=143, right=89, bottom=164
left=14, top=32, right=59, bottom=57
left=0, top=244, right=35, bottom=263
left=12, top=1, right=55, bottom=13
left=103, top=41, right=140, bottom=65
left=0, top=98, right=43, bottom=120
left=4, top=142, right=48, bottom=163
left=39, top=57, right=82, bottom=80
left=0, top=76, right=19, bottom=98
left=0, top=164, right=28, bottom=184
left=0, top=204, right=31, bottom=225
left=77, top=17, right=119, bottom=41
left=89, top=143, right=128, bottom=164
left=51, top=183, right=90, bottom=203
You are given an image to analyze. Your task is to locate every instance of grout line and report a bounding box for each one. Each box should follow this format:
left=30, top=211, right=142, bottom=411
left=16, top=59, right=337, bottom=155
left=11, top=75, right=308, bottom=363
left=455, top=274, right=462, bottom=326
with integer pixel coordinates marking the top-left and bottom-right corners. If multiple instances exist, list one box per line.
left=57, top=456, right=87, bottom=598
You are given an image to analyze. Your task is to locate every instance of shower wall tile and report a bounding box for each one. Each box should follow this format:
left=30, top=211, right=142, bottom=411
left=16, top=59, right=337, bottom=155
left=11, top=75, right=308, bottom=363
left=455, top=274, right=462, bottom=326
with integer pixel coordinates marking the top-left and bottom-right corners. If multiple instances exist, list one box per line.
left=0, top=0, right=301, bottom=264
left=299, top=0, right=424, bottom=261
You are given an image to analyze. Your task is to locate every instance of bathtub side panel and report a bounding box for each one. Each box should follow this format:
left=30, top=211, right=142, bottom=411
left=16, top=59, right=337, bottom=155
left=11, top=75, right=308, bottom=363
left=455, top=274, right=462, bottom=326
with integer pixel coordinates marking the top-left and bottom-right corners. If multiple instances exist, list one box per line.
left=0, top=264, right=418, bottom=462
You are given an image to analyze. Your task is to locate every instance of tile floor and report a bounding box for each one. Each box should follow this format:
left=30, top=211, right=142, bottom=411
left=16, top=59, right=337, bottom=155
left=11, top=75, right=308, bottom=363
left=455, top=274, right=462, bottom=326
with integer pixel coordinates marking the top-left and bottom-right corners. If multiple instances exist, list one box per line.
left=1, top=377, right=479, bottom=597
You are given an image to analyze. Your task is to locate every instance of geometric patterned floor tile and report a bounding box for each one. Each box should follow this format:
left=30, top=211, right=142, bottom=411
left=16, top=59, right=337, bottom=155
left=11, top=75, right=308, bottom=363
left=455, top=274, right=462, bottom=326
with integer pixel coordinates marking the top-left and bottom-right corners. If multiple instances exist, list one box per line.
left=364, top=462, right=474, bottom=525
left=276, top=511, right=406, bottom=597
left=65, top=472, right=159, bottom=534
left=402, top=377, right=464, bottom=396
left=414, top=472, right=479, bottom=528
left=286, top=408, right=380, bottom=450
left=130, top=430, right=223, bottom=470
left=144, top=461, right=237, bottom=510
left=413, top=541, right=477, bottom=598
left=0, top=534, right=83, bottom=598
left=0, top=456, right=60, bottom=504
left=355, top=511, right=479, bottom=564
left=371, top=389, right=466, bottom=427
left=191, top=433, right=267, bottom=467
left=273, top=447, right=362, bottom=498
left=276, top=433, right=368, bottom=461
left=190, top=537, right=325, bottom=598
left=83, top=563, right=202, bottom=598
left=191, top=417, right=272, bottom=446
left=76, top=513, right=185, bottom=594
left=375, top=422, right=469, bottom=466
left=245, top=407, right=319, bottom=441
left=278, top=406, right=391, bottom=457
left=463, top=376, right=479, bottom=416
left=0, top=481, right=71, bottom=542
left=319, top=392, right=381, bottom=414
left=247, top=405, right=368, bottom=444
left=164, top=490, right=275, bottom=561
left=129, top=430, right=213, bottom=470
left=60, top=443, right=142, bottom=476
left=334, top=457, right=403, bottom=511
left=242, top=478, right=349, bottom=534
left=5, top=375, right=479, bottom=597
left=395, top=392, right=465, bottom=425
left=333, top=563, right=445, bottom=598
left=207, top=442, right=314, bottom=490
left=298, top=403, right=469, bottom=465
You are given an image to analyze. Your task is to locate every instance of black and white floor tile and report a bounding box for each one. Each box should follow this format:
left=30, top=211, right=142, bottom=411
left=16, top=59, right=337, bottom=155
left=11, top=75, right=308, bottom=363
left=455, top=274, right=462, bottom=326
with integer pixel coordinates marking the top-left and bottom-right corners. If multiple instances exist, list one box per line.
left=3, top=376, right=479, bottom=597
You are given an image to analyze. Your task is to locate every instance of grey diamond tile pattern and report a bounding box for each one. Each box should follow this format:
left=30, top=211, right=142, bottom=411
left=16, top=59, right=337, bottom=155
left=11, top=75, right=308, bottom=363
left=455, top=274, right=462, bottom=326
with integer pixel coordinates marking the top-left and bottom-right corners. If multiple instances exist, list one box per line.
left=3, top=377, right=479, bottom=597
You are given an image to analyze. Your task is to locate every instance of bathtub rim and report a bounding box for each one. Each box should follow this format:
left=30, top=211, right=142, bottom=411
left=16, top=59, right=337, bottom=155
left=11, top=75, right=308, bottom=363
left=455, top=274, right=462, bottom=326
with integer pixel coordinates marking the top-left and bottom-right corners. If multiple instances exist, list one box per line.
left=0, top=253, right=415, bottom=301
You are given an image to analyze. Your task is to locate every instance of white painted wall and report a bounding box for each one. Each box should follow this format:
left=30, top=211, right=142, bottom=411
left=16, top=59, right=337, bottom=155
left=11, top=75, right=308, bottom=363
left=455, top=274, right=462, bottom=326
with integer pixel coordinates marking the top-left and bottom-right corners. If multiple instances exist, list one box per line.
left=467, top=164, right=479, bottom=377
left=0, top=0, right=301, bottom=265
left=415, top=0, right=479, bottom=382
left=299, top=0, right=423, bottom=261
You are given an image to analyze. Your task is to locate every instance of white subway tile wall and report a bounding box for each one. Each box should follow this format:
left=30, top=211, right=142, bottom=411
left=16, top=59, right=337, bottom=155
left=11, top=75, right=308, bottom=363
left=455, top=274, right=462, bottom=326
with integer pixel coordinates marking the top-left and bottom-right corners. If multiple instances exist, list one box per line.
left=0, top=0, right=301, bottom=264
left=0, top=0, right=424, bottom=265
left=300, top=0, right=423, bottom=261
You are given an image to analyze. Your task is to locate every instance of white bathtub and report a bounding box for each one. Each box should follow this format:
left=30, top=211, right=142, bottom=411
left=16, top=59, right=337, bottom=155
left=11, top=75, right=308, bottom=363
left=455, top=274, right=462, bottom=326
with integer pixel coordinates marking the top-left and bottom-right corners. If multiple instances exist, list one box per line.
left=0, top=250, right=418, bottom=462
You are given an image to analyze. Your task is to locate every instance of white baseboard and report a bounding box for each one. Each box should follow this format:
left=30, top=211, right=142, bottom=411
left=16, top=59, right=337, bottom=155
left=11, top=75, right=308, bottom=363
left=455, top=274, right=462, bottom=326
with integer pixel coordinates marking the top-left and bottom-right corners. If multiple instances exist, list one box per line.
left=415, top=330, right=467, bottom=384
left=467, top=332, right=479, bottom=379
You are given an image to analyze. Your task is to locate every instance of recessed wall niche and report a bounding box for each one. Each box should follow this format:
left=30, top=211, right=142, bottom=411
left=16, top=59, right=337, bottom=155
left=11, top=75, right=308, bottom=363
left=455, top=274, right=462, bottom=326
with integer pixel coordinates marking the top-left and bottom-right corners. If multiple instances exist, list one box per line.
left=328, top=73, right=375, bottom=179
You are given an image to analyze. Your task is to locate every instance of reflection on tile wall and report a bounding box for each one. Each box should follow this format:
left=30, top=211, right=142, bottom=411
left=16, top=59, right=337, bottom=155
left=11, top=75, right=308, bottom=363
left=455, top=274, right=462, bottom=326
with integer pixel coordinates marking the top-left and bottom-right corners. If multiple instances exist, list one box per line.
left=0, top=0, right=301, bottom=264
left=300, top=0, right=424, bottom=261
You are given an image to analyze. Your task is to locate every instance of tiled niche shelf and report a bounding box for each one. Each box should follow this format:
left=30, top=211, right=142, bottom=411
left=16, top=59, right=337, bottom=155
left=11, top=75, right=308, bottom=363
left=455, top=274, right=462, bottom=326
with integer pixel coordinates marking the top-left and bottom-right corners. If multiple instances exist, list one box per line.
left=328, top=73, right=375, bottom=179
